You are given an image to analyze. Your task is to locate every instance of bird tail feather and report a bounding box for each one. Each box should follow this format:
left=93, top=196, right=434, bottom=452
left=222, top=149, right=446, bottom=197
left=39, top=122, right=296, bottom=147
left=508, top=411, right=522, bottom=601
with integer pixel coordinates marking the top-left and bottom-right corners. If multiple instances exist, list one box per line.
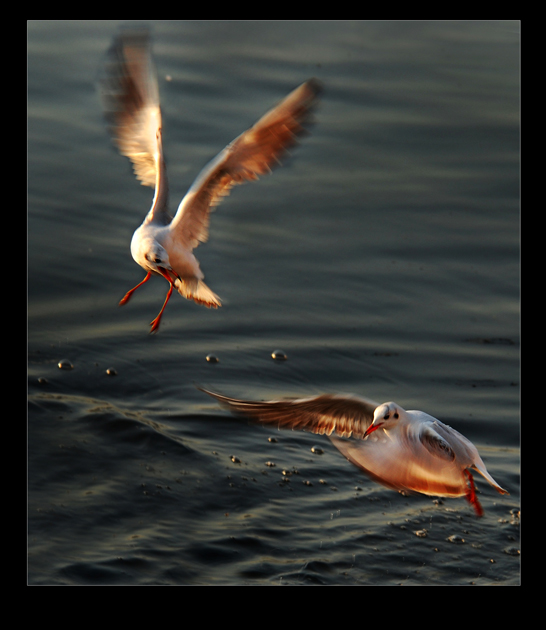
left=175, top=277, right=221, bottom=308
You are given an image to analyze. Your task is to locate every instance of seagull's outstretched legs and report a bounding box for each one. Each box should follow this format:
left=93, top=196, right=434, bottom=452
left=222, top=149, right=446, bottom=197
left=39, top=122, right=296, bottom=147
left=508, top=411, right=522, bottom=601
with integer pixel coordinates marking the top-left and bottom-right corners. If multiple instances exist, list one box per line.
left=149, top=268, right=178, bottom=333
left=119, top=268, right=176, bottom=333
left=119, top=271, right=153, bottom=306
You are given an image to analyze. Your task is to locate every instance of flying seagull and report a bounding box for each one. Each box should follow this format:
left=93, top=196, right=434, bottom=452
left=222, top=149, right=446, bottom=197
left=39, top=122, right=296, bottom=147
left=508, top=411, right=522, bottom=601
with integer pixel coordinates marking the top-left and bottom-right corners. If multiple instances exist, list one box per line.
left=101, top=28, right=321, bottom=332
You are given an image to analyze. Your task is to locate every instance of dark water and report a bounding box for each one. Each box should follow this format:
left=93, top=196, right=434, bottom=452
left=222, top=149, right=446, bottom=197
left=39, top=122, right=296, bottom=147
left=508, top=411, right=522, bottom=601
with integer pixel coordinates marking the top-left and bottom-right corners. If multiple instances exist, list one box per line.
left=28, top=20, right=520, bottom=585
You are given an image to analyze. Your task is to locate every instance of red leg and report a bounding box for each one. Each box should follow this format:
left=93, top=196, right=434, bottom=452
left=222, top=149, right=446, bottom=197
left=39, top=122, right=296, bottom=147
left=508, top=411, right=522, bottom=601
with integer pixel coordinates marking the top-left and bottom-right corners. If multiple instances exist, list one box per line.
left=119, top=271, right=152, bottom=306
left=463, top=469, right=484, bottom=517
left=149, top=268, right=175, bottom=333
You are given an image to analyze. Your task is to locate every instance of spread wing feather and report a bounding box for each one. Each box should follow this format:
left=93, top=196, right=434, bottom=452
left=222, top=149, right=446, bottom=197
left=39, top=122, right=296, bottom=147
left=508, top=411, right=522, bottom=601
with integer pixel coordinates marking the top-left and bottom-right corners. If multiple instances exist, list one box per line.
left=198, top=388, right=376, bottom=439
left=100, top=28, right=162, bottom=189
left=171, top=79, right=322, bottom=249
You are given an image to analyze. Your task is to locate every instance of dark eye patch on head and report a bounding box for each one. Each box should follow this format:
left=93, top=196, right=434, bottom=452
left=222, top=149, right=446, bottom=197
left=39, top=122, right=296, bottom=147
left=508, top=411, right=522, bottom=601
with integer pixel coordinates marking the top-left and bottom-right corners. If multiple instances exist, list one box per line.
left=384, top=411, right=399, bottom=420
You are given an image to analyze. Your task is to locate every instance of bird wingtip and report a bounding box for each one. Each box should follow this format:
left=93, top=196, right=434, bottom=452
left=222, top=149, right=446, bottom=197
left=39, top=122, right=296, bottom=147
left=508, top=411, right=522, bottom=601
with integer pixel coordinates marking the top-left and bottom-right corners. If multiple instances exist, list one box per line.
left=305, top=77, right=324, bottom=95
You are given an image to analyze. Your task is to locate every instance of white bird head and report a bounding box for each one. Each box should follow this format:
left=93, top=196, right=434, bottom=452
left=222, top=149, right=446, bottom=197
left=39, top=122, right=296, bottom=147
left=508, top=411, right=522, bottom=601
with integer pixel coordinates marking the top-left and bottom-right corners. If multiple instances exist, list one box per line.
left=144, top=242, right=172, bottom=273
left=131, top=231, right=174, bottom=277
left=364, top=401, right=402, bottom=437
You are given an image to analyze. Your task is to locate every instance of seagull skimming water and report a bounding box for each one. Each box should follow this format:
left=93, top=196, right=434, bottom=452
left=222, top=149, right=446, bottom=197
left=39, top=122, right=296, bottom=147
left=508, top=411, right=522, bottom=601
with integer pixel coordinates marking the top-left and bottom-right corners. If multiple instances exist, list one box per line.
left=199, top=388, right=509, bottom=516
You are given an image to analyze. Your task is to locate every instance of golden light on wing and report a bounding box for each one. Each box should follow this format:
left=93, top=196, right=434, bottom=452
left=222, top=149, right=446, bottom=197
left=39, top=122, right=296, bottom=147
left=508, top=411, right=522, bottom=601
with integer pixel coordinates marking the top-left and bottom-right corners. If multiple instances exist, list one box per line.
left=171, top=79, right=322, bottom=250
left=330, top=434, right=468, bottom=497
left=199, top=389, right=376, bottom=439
left=100, top=28, right=161, bottom=189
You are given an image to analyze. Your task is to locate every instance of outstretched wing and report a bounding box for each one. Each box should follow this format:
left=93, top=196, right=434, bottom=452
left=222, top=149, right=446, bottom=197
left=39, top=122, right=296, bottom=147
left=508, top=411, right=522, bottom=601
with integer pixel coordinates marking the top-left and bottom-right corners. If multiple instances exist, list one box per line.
left=198, top=388, right=377, bottom=439
left=171, top=79, right=322, bottom=249
left=100, top=28, right=168, bottom=220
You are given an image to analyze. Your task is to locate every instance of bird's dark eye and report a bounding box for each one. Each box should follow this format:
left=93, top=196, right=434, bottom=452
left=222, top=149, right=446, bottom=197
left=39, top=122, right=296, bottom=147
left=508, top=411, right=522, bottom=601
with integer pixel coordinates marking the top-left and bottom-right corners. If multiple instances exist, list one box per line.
left=384, top=413, right=390, bottom=420
left=394, top=412, right=399, bottom=419
left=154, top=257, right=162, bottom=264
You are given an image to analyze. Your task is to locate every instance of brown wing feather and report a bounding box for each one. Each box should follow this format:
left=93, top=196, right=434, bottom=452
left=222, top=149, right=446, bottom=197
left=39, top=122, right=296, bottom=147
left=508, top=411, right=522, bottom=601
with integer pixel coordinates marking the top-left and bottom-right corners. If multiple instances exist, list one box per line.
left=171, top=79, right=322, bottom=249
left=198, top=388, right=377, bottom=439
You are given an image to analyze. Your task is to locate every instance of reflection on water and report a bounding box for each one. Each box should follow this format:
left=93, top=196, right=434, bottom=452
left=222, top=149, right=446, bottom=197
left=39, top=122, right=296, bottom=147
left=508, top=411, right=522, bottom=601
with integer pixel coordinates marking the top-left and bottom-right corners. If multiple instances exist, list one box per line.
left=28, top=20, right=520, bottom=585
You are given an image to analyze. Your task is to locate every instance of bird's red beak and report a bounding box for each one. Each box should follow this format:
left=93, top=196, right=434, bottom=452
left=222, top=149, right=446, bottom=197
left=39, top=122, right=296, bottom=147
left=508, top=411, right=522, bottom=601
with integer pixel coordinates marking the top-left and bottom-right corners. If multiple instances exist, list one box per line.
left=157, top=267, right=178, bottom=283
left=364, top=422, right=383, bottom=438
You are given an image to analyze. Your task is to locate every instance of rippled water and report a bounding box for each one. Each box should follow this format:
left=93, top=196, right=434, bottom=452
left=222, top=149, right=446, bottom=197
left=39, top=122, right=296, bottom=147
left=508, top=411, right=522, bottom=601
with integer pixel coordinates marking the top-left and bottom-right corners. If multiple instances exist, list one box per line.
left=28, top=20, right=520, bottom=585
